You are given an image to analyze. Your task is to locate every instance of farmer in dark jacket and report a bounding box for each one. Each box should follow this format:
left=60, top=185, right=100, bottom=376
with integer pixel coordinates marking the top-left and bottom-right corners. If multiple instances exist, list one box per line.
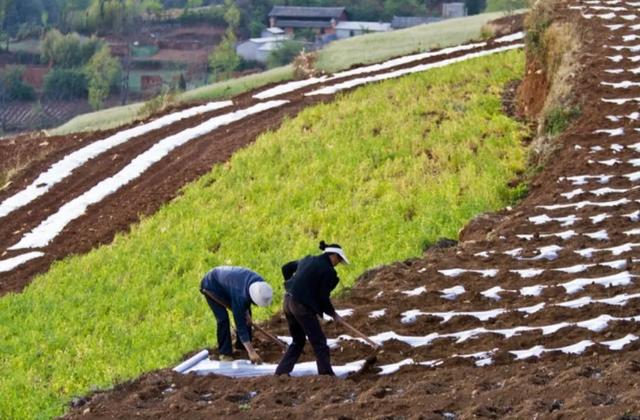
left=275, top=241, right=349, bottom=376
left=200, top=266, right=273, bottom=364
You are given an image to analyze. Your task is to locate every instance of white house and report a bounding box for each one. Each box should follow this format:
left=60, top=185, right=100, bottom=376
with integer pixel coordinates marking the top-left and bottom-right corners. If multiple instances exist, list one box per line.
left=261, top=27, right=285, bottom=38
left=442, top=3, right=467, bottom=18
left=335, top=21, right=392, bottom=39
left=236, top=35, right=290, bottom=63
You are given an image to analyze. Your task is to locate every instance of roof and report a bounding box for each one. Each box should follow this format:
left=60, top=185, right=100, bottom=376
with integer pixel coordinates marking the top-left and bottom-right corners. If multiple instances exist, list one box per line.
left=269, top=6, right=345, bottom=19
left=274, top=19, right=332, bottom=28
left=335, top=21, right=391, bottom=31
left=264, top=27, right=285, bottom=34
left=258, top=42, right=284, bottom=52
left=246, top=35, right=289, bottom=44
left=391, top=16, right=442, bottom=28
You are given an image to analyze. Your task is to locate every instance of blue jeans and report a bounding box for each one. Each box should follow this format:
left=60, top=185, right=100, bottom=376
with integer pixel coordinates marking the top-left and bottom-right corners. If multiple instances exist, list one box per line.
left=200, top=273, right=252, bottom=356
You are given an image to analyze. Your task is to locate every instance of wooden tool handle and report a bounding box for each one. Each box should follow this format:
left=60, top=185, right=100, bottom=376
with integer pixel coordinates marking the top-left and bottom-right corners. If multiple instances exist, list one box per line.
left=335, top=317, right=379, bottom=349
left=201, top=288, right=288, bottom=351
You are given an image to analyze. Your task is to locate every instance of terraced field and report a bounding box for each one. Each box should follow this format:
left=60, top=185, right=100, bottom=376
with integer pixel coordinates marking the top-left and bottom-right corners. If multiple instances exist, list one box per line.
left=0, top=34, right=528, bottom=418
left=54, top=0, right=640, bottom=418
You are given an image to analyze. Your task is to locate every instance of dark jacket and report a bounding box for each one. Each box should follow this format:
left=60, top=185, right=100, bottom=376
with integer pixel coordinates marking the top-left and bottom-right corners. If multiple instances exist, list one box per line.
left=201, top=266, right=264, bottom=343
left=282, top=254, right=339, bottom=317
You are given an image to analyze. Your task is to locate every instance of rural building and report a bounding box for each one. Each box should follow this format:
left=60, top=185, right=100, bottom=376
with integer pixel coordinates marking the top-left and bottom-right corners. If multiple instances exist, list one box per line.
left=261, top=27, right=285, bottom=38
left=335, top=21, right=392, bottom=39
left=391, top=16, right=443, bottom=29
left=268, top=6, right=347, bottom=36
left=442, top=2, right=468, bottom=18
left=141, top=75, right=164, bottom=92
left=236, top=35, right=290, bottom=63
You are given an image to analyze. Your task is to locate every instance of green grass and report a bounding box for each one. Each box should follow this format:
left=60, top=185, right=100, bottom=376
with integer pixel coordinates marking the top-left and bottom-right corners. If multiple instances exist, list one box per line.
left=179, top=65, right=294, bottom=102
left=315, top=10, right=527, bottom=73
left=47, top=102, right=147, bottom=136
left=49, top=66, right=293, bottom=136
left=0, top=49, right=526, bottom=419
left=51, top=10, right=527, bottom=136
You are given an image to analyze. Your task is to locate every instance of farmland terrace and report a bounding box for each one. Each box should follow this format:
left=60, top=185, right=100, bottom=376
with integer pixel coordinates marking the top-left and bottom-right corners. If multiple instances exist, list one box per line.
left=52, top=0, right=640, bottom=417
left=0, top=35, right=523, bottom=295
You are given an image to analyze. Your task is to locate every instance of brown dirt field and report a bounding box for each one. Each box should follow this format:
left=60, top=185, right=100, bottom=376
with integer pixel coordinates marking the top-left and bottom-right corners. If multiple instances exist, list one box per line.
left=58, top=0, right=640, bottom=418
left=0, top=35, right=523, bottom=296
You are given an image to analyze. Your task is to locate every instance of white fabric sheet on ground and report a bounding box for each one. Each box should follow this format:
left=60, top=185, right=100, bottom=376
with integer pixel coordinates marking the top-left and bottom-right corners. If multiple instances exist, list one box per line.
left=305, top=44, right=524, bottom=96
left=0, top=251, right=44, bottom=272
left=184, top=358, right=366, bottom=378
left=0, top=101, right=232, bottom=219
left=9, top=100, right=288, bottom=250
left=253, top=41, right=490, bottom=99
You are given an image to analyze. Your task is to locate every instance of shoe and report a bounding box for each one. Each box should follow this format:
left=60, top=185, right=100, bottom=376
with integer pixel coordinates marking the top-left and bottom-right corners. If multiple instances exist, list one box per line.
left=219, top=354, right=234, bottom=362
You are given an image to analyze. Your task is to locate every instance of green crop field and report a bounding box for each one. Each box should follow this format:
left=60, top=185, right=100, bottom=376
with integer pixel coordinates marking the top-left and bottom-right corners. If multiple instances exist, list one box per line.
left=51, top=10, right=525, bottom=136
left=0, top=49, right=527, bottom=418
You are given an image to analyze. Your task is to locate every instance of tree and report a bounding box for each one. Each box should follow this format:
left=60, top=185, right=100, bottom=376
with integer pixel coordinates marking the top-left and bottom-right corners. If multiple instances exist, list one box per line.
left=0, top=0, right=13, bottom=50
left=208, top=32, right=240, bottom=80
left=267, top=40, right=303, bottom=68
left=0, top=66, right=36, bottom=100
left=41, top=29, right=102, bottom=67
left=208, top=0, right=241, bottom=81
left=43, top=68, right=88, bottom=99
left=85, top=45, right=121, bottom=109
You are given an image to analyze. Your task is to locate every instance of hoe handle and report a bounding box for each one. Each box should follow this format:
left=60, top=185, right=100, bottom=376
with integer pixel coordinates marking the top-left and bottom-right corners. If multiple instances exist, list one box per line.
left=247, top=317, right=289, bottom=351
left=335, top=316, right=380, bottom=349
left=200, top=288, right=287, bottom=351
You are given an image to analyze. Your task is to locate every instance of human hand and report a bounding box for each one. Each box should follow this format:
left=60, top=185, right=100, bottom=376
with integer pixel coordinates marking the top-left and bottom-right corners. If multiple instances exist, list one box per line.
left=249, top=351, right=263, bottom=365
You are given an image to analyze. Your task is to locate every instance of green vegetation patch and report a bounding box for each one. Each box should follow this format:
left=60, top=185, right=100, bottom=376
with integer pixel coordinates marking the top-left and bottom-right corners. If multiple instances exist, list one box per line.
left=315, top=10, right=527, bottom=73
left=0, top=50, right=526, bottom=418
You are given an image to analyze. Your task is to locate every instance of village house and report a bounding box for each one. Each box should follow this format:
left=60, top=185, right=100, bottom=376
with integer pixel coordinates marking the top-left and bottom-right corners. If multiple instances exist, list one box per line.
left=268, top=6, right=347, bottom=36
left=335, top=21, right=392, bottom=39
left=442, top=2, right=468, bottom=18
left=236, top=35, right=290, bottom=63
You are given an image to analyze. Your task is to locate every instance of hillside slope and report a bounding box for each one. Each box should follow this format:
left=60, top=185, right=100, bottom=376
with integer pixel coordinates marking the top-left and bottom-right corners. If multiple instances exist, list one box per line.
left=0, top=47, right=527, bottom=418
left=60, top=0, right=640, bottom=418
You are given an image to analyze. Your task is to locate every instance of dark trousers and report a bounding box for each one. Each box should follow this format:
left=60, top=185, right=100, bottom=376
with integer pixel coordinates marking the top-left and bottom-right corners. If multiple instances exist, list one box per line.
left=201, top=288, right=251, bottom=356
left=275, top=294, right=334, bottom=376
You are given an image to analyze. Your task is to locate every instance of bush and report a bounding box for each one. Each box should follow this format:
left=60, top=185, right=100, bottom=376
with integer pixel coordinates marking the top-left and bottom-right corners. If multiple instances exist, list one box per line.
left=0, top=66, right=36, bottom=101
left=267, top=40, right=304, bottom=69
left=41, top=29, right=103, bottom=68
left=543, top=106, right=580, bottom=136
left=137, top=87, right=177, bottom=118
left=43, top=68, right=88, bottom=100
left=179, top=5, right=226, bottom=25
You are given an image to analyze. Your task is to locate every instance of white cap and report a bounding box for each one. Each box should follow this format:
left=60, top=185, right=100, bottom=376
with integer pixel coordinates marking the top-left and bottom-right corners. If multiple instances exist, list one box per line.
left=324, top=246, right=350, bottom=264
left=249, top=282, right=273, bottom=307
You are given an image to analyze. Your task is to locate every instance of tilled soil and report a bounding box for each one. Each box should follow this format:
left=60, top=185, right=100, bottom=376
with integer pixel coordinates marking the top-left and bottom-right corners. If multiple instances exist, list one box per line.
left=0, top=34, right=523, bottom=296
left=61, top=1, right=640, bottom=418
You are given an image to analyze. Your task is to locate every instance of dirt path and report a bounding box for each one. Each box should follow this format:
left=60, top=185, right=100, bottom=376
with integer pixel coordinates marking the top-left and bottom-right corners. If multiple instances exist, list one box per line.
left=59, top=2, right=640, bottom=418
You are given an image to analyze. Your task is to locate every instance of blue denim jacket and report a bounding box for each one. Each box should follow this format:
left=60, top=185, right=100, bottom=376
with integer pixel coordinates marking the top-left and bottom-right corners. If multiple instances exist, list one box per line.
left=201, top=266, right=265, bottom=343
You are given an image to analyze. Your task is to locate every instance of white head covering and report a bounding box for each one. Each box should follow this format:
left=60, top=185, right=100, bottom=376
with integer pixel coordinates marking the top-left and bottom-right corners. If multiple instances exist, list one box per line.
left=249, top=282, right=273, bottom=307
left=324, top=246, right=350, bottom=264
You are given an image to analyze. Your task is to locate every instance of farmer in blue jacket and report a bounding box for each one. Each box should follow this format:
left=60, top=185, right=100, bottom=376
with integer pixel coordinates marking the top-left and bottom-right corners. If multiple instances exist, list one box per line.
left=200, top=266, right=273, bottom=364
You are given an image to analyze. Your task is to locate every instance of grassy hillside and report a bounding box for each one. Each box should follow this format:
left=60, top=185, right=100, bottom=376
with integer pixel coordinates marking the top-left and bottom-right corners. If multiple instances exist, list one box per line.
left=50, top=11, right=522, bottom=136
left=0, top=49, right=526, bottom=418
left=315, top=10, right=525, bottom=72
